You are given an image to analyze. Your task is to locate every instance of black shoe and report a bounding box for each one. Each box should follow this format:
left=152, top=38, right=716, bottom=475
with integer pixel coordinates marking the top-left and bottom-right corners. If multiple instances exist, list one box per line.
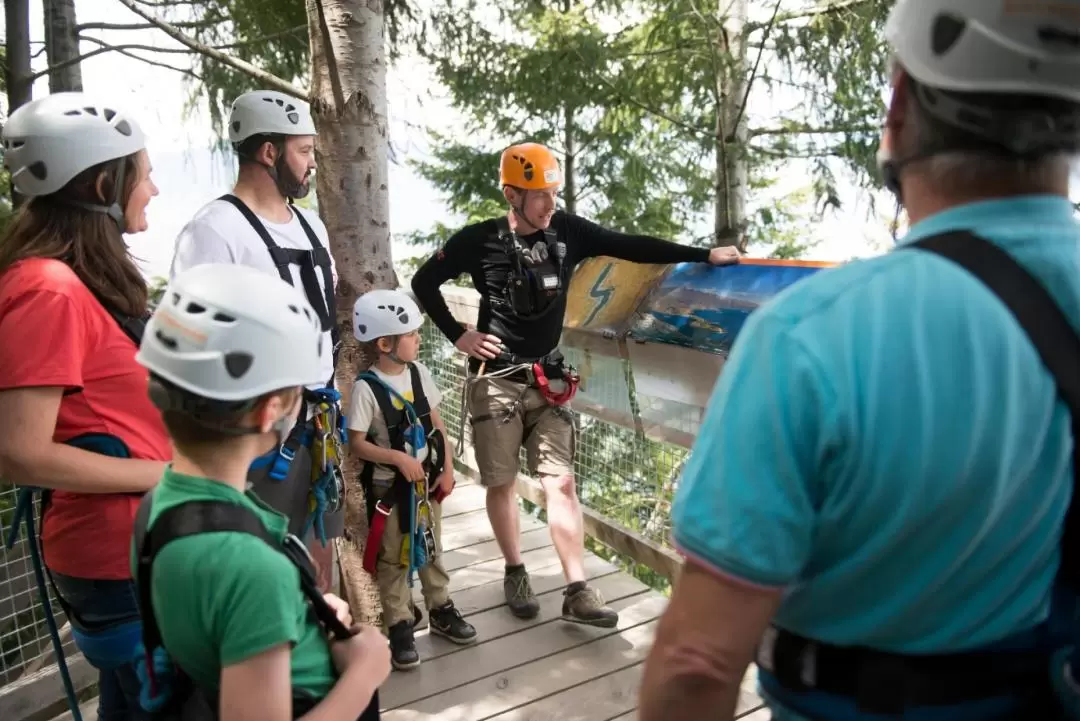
left=411, top=604, right=423, bottom=629
left=503, top=565, right=540, bottom=619
left=388, top=620, right=420, bottom=670
left=428, top=600, right=478, bottom=645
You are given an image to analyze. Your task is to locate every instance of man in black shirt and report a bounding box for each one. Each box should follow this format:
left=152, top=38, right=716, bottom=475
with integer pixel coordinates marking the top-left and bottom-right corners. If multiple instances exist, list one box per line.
left=412, top=142, right=739, bottom=626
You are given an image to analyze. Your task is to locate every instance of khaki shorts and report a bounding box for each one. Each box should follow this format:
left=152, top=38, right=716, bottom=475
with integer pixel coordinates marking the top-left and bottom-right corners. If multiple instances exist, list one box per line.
left=468, top=375, right=575, bottom=488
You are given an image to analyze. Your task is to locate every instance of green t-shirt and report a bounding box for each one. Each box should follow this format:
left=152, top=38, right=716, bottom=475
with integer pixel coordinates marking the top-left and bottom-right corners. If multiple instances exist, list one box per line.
left=131, top=467, right=335, bottom=698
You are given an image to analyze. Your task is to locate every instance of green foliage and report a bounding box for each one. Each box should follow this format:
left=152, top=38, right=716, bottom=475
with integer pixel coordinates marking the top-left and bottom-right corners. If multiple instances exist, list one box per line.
left=414, top=0, right=893, bottom=259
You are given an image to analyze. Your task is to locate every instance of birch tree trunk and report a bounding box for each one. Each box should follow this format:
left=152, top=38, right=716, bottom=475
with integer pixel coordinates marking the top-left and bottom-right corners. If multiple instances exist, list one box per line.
left=307, top=0, right=393, bottom=626
left=713, top=0, right=749, bottom=250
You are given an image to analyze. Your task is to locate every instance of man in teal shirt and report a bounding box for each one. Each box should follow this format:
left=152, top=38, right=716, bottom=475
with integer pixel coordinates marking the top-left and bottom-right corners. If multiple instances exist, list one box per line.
left=639, top=1, right=1080, bottom=719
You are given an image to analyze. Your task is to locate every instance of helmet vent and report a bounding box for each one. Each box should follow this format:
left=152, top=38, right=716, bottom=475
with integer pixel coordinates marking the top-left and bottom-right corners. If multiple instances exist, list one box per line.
left=28, top=161, right=47, bottom=181
left=212, top=312, right=236, bottom=324
left=114, top=120, right=133, bottom=137
left=287, top=112, right=300, bottom=125
left=154, top=330, right=179, bottom=350
left=104, top=108, right=116, bottom=122
left=931, top=14, right=966, bottom=56
left=223, top=352, right=254, bottom=379
left=185, top=302, right=207, bottom=314
left=83, top=107, right=98, bottom=116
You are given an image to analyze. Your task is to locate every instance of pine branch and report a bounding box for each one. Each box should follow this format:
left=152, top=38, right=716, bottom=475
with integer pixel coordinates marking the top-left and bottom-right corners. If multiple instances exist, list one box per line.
left=113, top=0, right=307, bottom=99
left=109, top=45, right=203, bottom=80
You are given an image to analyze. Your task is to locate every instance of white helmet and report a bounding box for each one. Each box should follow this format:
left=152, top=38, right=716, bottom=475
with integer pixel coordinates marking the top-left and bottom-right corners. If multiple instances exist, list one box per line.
left=353, top=289, right=423, bottom=342
left=136, top=264, right=326, bottom=402
left=886, top=0, right=1080, bottom=102
left=228, top=90, right=317, bottom=143
left=2, top=92, right=146, bottom=197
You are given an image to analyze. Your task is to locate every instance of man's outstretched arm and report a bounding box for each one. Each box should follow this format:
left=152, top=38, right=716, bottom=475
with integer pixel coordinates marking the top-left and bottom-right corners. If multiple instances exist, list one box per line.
left=566, top=214, right=740, bottom=266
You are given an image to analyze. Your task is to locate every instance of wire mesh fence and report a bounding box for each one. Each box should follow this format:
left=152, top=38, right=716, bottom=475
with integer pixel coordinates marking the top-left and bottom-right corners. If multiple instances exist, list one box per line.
left=0, top=486, right=74, bottom=687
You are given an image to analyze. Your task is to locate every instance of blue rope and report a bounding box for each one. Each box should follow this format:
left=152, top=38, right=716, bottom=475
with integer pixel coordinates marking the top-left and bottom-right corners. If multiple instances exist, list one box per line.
left=5, top=487, right=83, bottom=721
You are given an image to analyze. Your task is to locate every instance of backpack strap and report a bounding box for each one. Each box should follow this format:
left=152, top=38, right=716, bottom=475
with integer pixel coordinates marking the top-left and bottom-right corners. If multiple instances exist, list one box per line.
left=134, top=495, right=352, bottom=651
left=908, top=230, right=1080, bottom=582
left=217, top=194, right=340, bottom=381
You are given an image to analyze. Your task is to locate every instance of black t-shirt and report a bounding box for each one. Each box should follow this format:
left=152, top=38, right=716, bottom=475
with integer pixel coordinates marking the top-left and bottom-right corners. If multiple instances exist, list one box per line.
left=410, top=210, right=711, bottom=359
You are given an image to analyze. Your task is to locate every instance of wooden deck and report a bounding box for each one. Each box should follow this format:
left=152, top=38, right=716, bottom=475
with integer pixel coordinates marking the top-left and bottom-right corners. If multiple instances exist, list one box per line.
left=54, top=478, right=766, bottom=721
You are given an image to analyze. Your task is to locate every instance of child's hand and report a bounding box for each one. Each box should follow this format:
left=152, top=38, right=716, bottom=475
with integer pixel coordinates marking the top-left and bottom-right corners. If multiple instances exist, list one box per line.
left=331, top=625, right=390, bottom=684
left=322, top=593, right=353, bottom=629
left=438, top=468, right=455, bottom=498
left=394, top=452, right=426, bottom=482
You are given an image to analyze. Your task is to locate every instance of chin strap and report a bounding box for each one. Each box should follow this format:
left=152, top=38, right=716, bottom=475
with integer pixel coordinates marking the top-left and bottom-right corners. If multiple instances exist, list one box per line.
left=62, top=159, right=128, bottom=233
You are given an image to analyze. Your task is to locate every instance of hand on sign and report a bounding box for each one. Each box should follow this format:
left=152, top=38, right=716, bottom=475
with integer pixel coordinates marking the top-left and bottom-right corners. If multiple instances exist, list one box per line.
left=708, top=246, right=742, bottom=266
left=455, top=326, right=503, bottom=361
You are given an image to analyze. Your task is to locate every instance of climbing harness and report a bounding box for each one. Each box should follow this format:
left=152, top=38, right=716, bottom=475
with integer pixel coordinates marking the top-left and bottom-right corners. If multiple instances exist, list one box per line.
left=758, top=231, right=1080, bottom=717
left=493, top=215, right=568, bottom=322
left=300, top=388, right=348, bottom=546
left=218, top=193, right=340, bottom=374
left=456, top=348, right=581, bottom=454
left=132, top=494, right=380, bottom=720
left=356, top=365, right=449, bottom=588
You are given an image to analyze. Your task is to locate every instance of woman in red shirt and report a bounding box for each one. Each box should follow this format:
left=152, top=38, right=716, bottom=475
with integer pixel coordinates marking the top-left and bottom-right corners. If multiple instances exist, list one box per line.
left=0, top=92, right=172, bottom=720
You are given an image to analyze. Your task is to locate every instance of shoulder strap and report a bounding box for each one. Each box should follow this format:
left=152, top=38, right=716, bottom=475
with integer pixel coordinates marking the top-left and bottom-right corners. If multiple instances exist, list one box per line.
left=134, top=495, right=352, bottom=654
left=407, top=362, right=433, bottom=430
left=358, top=372, right=410, bottom=451
left=217, top=194, right=293, bottom=286
left=291, top=209, right=339, bottom=348
left=909, top=230, right=1080, bottom=581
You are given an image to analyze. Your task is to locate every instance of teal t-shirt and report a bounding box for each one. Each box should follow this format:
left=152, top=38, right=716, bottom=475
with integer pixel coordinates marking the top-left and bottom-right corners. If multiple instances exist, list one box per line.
left=132, top=467, right=335, bottom=697
left=673, top=196, right=1079, bottom=711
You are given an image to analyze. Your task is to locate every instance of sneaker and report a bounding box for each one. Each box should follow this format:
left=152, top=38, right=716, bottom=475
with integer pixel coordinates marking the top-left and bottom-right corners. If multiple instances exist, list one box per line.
left=428, top=601, right=478, bottom=645
left=504, top=565, right=540, bottom=619
left=388, top=620, right=420, bottom=670
left=561, top=584, right=618, bottom=628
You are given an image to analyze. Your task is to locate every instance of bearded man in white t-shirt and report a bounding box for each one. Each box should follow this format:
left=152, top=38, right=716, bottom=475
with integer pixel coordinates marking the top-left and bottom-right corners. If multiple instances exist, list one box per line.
left=170, top=90, right=344, bottom=589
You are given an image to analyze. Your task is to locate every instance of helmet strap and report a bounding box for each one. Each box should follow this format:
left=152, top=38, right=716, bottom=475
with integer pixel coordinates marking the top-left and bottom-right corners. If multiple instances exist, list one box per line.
left=61, top=159, right=128, bottom=233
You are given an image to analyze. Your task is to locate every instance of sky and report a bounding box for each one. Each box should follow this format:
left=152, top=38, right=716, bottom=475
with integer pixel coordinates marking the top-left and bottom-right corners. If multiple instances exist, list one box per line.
left=3, top=0, right=906, bottom=283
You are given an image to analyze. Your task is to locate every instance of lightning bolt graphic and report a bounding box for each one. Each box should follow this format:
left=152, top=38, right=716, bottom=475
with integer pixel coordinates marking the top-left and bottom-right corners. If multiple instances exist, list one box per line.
left=583, top=262, right=615, bottom=327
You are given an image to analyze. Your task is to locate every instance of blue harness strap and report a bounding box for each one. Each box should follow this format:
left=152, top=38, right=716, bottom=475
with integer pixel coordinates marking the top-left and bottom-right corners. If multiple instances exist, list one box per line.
left=3, top=433, right=139, bottom=721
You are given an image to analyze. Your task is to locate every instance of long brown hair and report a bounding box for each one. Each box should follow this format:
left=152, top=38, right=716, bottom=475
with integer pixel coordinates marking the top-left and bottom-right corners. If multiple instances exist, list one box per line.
left=0, top=153, right=149, bottom=317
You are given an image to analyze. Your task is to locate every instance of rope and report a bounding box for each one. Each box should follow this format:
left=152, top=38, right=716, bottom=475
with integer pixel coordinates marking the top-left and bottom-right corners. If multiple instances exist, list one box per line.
left=455, top=354, right=532, bottom=455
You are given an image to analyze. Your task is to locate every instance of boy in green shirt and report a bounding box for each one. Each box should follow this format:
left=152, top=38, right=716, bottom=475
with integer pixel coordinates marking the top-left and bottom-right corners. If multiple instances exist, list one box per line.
left=132, top=263, right=389, bottom=720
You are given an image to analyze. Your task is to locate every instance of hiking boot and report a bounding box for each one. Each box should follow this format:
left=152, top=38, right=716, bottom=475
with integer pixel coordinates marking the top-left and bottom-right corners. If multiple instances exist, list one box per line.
left=561, top=583, right=618, bottom=628
left=388, top=620, right=420, bottom=670
left=428, top=601, right=478, bottom=645
left=504, top=565, right=540, bottom=619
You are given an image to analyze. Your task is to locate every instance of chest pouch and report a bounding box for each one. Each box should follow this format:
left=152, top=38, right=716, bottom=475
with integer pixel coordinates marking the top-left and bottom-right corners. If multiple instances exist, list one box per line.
left=404, top=420, right=427, bottom=454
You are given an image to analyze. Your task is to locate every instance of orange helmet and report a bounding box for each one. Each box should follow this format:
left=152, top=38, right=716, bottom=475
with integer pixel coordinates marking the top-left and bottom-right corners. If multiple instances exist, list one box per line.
left=499, top=142, right=562, bottom=190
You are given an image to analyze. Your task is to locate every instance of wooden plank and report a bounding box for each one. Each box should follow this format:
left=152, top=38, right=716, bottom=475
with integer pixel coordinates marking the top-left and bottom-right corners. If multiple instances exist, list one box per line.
left=485, top=662, right=644, bottom=720
left=438, top=526, right=553, bottom=574
left=0, top=653, right=96, bottom=721
left=380, top=587, right=665, bottom=712
left=381, top=593, right=668, bottom=720
left=412, top=548, right=617, bottom=619
left=406, top=568, right=646, bottom=660
left=603, top=667, right=765, bottom=721
left=439, top=509, right=546, bottom=554
left=439, top=481, right=487, bottom=519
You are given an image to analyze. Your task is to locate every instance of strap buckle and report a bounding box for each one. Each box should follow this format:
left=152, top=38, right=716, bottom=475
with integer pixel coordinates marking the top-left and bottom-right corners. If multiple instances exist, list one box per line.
left=374, top=500, right=393, bottom=517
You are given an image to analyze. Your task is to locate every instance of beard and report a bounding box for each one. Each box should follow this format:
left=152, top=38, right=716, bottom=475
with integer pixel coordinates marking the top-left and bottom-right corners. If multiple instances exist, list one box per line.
left=273, top=156, right=312, bottom=199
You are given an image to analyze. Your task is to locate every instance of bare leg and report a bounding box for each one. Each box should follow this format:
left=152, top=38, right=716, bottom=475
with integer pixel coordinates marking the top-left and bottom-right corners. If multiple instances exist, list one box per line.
left=540, top=472, right=586, bottom=583
left=486, top=482, right=522, bottom=565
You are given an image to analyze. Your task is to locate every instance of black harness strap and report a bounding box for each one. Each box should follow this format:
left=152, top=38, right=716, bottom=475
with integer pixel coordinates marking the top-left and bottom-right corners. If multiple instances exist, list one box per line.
left=357, top=364, right=442, bottom=532
left=217, top=194, right=340, bottom=380
left=133, top=495, right=380, bottom=720
left=760, top=230, right=1079, bottom=715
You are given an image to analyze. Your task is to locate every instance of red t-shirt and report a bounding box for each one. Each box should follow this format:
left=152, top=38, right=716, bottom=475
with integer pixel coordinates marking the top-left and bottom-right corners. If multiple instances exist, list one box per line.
left=0, top=258, right=172, bottom=580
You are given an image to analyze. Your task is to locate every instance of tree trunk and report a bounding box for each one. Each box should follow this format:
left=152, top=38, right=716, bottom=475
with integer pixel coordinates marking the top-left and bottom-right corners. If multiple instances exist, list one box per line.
left=713, top=0, right=749, bottom=250
left=307, top=0, right=393, bottom=626
left=4, top=0, right=33, bottom=207
left=562, top=102, right=577, bottom=215
left=43, top=0, right=83, bottom=93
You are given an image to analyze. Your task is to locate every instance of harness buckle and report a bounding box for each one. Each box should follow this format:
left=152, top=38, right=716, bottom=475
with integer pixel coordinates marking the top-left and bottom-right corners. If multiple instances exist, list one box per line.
left=374, top=500, right=393, bottom=517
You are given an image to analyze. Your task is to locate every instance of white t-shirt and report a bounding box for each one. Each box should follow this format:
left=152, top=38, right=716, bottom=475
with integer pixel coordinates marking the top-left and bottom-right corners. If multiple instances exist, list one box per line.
left=170, top=198, right=338, bottom=387
left=347, top=362, right=443, bottom=485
